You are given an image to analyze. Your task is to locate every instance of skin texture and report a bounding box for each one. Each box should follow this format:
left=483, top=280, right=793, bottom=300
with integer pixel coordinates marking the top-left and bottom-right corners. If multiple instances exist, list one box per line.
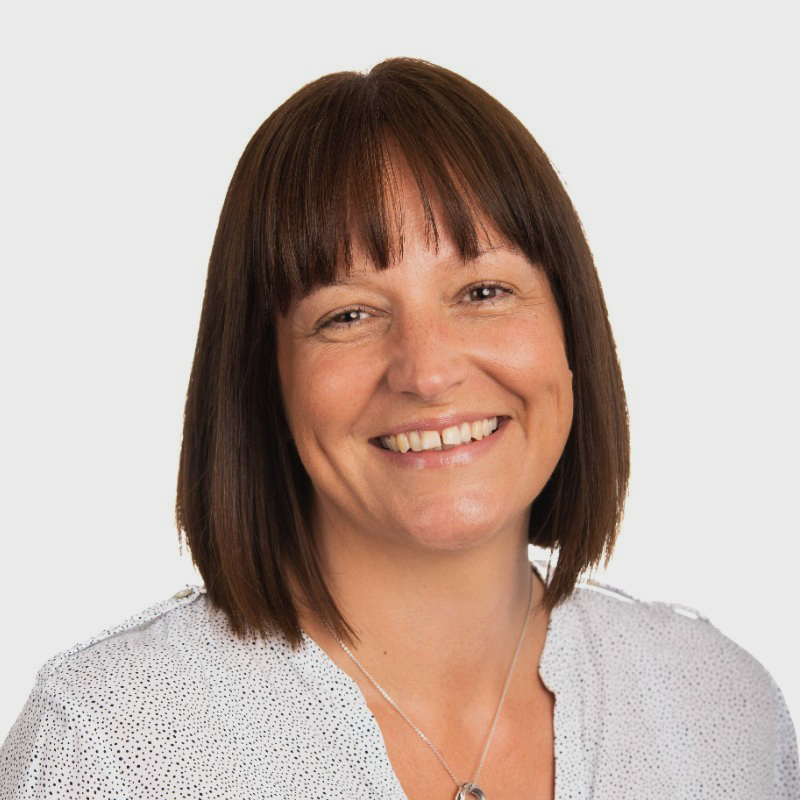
left=275, top=161, right=573, bottom=799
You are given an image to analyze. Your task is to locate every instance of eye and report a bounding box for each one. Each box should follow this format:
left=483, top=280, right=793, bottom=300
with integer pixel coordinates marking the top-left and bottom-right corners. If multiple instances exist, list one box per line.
left=317, top=306, right=373, bottom=330
left=463, top=281, right=514, bottom=304
left=316, top=281, right=515, bottom=331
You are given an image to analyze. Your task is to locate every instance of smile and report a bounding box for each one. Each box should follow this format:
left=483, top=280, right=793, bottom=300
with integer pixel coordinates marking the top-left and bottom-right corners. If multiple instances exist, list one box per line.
left=373, top=416, right=506, bottom=452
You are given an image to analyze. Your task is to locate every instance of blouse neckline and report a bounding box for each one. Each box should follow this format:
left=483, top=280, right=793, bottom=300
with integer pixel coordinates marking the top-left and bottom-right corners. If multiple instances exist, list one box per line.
left=297, top=557, right=568, bottom=799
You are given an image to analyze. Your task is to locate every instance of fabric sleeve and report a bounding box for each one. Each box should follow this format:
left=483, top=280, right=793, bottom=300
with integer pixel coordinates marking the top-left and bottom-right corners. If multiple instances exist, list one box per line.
left=769, top=672, right=800, bottom=799
left=0, top=672, right=112, bottom=799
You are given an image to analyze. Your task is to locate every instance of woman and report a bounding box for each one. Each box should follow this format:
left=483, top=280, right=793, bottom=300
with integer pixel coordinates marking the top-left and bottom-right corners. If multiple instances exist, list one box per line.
left=1, top=58, right=797, bottom=799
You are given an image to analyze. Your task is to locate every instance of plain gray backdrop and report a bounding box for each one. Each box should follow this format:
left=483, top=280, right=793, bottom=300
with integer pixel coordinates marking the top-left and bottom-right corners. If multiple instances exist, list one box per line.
left=1, top=0, right=797, bottom=738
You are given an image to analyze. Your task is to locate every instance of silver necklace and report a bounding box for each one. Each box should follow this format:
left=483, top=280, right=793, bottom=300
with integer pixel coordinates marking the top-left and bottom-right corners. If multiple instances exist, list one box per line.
left=300, top=566, right=535, bottom=800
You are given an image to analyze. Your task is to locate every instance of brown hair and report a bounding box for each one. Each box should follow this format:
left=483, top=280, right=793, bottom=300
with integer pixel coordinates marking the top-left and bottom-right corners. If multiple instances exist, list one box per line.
left=175, top=57, right=630, bottom=648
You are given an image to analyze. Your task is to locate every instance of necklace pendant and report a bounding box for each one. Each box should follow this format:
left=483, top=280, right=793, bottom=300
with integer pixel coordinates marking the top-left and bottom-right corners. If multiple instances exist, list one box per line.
left=455, top=783, right=487, bottom=800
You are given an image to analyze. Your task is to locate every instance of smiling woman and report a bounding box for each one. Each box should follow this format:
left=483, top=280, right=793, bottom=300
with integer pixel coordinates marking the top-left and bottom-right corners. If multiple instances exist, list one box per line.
left=1, top=57, right=797, bottom=800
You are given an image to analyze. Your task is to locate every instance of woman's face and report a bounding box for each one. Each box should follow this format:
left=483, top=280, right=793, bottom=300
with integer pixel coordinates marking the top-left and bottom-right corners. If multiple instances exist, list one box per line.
left=275, top=190, right=574, bottom=555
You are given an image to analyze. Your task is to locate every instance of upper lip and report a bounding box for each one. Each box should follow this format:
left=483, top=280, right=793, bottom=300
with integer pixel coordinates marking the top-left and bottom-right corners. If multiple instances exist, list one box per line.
left=373, top=413, right=509, bottom=439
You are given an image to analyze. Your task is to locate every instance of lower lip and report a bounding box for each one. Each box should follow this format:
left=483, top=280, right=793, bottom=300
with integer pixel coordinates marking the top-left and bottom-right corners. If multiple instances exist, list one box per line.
left=369, top=417, right=510, bottom=470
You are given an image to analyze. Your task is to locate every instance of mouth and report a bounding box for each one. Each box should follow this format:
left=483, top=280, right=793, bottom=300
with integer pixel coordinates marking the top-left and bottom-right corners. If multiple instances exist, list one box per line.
left=369, top=415, right=510, bottom=453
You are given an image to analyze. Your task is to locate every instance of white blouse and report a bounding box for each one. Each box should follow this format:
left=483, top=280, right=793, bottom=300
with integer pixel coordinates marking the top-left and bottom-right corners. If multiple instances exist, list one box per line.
left=1, top=559, right=797, bottom=799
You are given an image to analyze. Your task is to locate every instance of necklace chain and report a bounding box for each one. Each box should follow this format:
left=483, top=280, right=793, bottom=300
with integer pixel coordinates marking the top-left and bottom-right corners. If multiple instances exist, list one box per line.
left=299, top=565, right=536, bottom=795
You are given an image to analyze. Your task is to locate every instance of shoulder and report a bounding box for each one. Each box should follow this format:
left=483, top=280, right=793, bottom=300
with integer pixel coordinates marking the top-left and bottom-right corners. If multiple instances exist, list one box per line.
left=9, top=585, right=227, bottom=749
left=536, top=557, right=741, bottom=659
left=35, top=584, right=212, bottom=689
left=553, top=559, right=768, bottom=679
left=535, top=557, right=792, bottom=732
left=0, top=586, right=214, bottom=796
left=533, top=558, right=799, bottom=791
left=23, top=584, right=316, bottom=723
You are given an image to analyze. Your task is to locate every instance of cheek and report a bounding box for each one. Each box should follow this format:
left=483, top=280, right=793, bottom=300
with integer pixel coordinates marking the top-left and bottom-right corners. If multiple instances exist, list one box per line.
left=493, top=323, right=569, bottom=386
left=280, top=345, right=373, bottom=442
left=493, top=324, right=573, bottom=435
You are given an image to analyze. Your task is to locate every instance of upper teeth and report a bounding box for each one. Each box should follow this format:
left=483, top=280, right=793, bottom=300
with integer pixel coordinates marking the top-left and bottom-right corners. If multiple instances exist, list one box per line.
left=380, top=417, right=499, bottom=453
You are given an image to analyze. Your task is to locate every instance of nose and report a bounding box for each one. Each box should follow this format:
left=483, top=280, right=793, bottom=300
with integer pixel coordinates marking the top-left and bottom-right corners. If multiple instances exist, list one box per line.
left=383, top=307, right=470, bottom=402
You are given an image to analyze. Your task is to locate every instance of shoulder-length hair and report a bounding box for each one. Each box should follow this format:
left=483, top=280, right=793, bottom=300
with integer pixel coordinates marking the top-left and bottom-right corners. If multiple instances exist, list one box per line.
left=175, top=57, right=630, bottom=648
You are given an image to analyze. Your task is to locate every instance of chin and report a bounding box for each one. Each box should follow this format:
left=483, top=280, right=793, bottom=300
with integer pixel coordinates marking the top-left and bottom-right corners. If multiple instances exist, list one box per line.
left=391, top=504, right=512, bottom=553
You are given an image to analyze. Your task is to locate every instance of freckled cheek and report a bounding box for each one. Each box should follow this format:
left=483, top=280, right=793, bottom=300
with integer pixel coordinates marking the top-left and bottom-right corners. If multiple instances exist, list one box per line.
left=291, top=353, right=373, bottom=440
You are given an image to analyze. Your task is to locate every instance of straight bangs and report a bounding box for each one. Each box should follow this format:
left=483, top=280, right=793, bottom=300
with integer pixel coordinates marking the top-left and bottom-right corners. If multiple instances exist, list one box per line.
left=247, top=62, right=567, bottom=321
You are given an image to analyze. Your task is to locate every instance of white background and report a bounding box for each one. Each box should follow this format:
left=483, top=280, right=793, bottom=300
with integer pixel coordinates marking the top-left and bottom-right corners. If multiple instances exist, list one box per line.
left=1, top=1, right=797, bottom=741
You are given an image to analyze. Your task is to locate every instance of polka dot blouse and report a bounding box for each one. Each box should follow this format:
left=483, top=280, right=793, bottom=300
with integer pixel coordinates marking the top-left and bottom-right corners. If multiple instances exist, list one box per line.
left=1, top=560, right=797, bottom=798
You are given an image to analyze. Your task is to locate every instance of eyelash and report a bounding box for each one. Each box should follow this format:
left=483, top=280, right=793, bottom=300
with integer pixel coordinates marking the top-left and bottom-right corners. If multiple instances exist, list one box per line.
left=317, top=281, right=515, bottom=330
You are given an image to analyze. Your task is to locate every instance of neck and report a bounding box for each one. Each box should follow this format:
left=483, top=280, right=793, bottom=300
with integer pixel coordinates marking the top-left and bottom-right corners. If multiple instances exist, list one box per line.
left=293, top=507, right=545, bottom=728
